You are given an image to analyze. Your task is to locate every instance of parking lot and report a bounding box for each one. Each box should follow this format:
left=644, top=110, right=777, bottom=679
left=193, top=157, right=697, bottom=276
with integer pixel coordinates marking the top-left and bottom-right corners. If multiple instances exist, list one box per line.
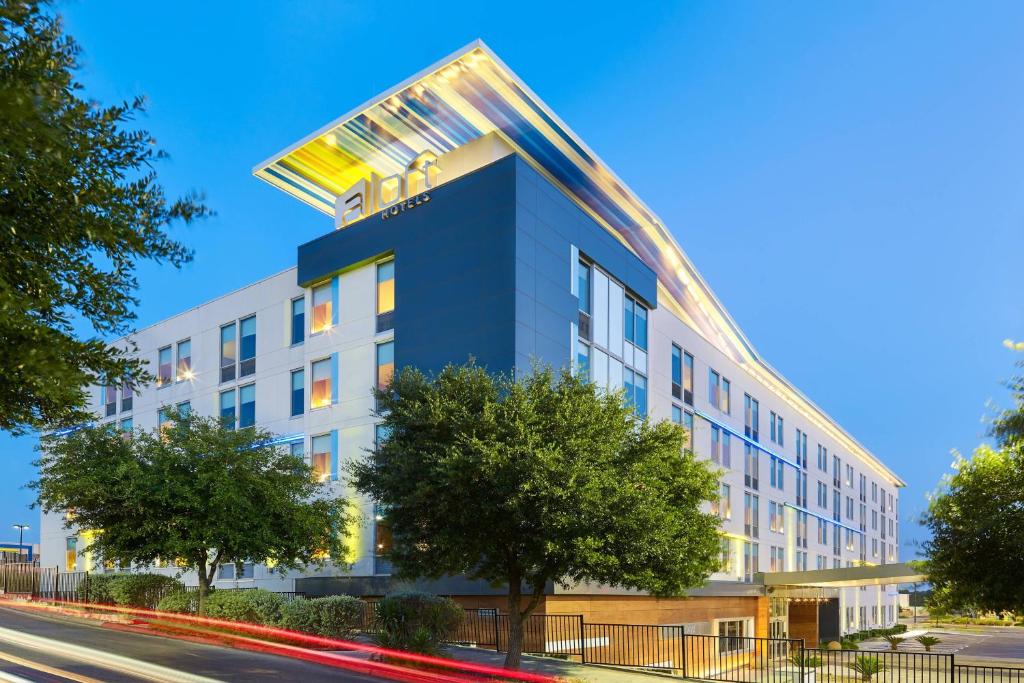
left=858, top=627, right=1024, bottom=661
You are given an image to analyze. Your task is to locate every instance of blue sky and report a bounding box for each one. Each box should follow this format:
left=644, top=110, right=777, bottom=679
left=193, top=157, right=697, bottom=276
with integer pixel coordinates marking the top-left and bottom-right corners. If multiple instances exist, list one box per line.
left=3, top=1, right=1021, bottom=556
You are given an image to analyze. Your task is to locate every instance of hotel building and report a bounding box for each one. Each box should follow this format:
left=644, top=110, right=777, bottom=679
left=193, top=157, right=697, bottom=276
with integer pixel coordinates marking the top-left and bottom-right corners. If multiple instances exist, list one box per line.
left=40, top=41, right=912, bottom=647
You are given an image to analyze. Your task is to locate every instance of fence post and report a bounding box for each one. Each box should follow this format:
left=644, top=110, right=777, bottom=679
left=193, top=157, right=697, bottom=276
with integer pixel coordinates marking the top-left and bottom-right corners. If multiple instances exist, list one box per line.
left=680, top=625, right=687, bottom=678
left=949, top=653, right=955, bottom=683
left=493, top=612, right=500, bottom=653
left=799, top=639, right=806, bottom=683
left=578, top=615, right=586, bottom=664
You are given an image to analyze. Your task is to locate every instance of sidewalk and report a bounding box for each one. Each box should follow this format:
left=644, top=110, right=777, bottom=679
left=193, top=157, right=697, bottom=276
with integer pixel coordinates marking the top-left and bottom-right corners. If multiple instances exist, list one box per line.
left=441, top=645, right=682, bottom=683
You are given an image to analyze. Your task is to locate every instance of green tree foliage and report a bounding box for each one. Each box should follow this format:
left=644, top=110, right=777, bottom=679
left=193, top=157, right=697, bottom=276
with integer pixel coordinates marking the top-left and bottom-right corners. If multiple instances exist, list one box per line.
left=33, top=412, right=350, bottom=612
left=0, top=1, right=210, bottom=434
left=371, top=592, right=465, bottom=656
left=351, top=363, right=722, bottom=668
left=992, top=348, right=1024, bottom=450
left=922, top=444, right=1024, bottom=612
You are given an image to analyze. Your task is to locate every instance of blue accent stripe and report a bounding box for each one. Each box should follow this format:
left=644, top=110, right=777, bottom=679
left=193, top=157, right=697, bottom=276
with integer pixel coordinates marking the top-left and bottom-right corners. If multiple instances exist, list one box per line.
left=330, top=429, right=339, bottom=482
left=258, top=433, right=304, bottom=447
left=330, top=352, right=339, bottom=405
left=693, top=409, right=800, bottom=470
left=331, top=276, right=339, bottom=327
left=784, top=502, right=864, bottom=535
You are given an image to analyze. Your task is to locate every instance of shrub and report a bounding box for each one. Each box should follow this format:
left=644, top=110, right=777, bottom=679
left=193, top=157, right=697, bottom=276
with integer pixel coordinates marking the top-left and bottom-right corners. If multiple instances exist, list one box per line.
left=107, top=574, right=183, bottom=609
left=314, top=595, right=365, bottom=639
left=916, top=635, right=941, bottom=652
left=884, top=635, right=905, bottom=651
left=371, top=592, right=464, bottom=656
left=842, top=640, right=860, bottom=650
left=791, top=653, right=822, bottom=667
left=849, top=655, right=887, bottom=682
left=278, top=595, right=366, bottom=638
left=205, top=589, right=284, bottom=625
left=79, top=573, right=124, bottom=604
left=825, top=640, right=842, bottom=651
left=157, top=590, right=198, bottom=614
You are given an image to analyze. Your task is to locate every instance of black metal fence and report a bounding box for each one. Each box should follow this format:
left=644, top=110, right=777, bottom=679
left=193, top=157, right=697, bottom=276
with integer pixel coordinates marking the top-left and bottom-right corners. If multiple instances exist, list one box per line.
left=817, top=650, right=953, bottom=683
left=955, top=665, right=1024, bottom=683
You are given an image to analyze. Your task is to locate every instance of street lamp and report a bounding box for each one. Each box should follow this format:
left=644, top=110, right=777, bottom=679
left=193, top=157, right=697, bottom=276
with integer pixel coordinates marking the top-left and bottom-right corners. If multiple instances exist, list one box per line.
left=12, top=524, right=28, bottom=561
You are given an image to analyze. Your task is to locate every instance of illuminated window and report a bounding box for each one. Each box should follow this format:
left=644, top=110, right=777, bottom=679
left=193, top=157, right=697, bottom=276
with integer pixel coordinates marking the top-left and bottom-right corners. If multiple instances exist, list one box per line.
left=65, top=537, right=77, bottom=571
left=104, top=385, right=117, bottom=417
left=684, top=411, right=694, bottom=451
left=175, top=339, right=192, bottom=381
left=220, top=323, right=236, bottom=382
left=311, top=282, right=332, bottom=333
left=719, top=483, right=731, bottom=520
left=220, top=389, right=235, bottom=429
left=374, top=508, right=393, bottom=575
left=376, top=341, right=394, bottom=392
left=291, top=297, right=305, bottom=345
left=311, top=434, right=331, bottom=481
left=311, top=358, right=332, bottom=409
left=121, top=383, right=133, bottom=412
left=671, top=345, right=682, bottom=400
left=238, top=384, right=255, bottom=428
left=683, top=351, right=694, bottom=405
left=376, top=260, right=395, bottom=333
left=239, top=316, right=256, bottom=377
left=157, top=346, right=172, bottom=386
left=158, top=407, right=171, bottom=433
left=290, top=369, right=304, bottom=417
left=744, top=492, right=759, bottom=538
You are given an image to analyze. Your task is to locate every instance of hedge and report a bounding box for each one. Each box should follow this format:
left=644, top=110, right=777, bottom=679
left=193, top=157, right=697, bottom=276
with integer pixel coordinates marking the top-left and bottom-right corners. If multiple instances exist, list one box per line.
left=279, top=595, right=364, bottom=638
left=371, top=592, right=464, bottom=655
left=156, top=590, right=198, bottom=614
left=205, top=589, right=285, bottom=624
left=79, top=573, right=183, bottom=608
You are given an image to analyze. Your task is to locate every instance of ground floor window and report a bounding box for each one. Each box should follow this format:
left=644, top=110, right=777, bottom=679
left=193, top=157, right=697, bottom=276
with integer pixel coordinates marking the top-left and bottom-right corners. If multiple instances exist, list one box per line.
left=65, top=537, right=77, bottom=571
left=718, top=619, right=748, bottom=653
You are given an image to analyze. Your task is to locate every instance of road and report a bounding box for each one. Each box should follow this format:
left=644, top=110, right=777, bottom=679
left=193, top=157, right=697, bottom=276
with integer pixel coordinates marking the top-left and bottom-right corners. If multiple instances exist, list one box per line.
left=0, top=605, right=385, bottom=682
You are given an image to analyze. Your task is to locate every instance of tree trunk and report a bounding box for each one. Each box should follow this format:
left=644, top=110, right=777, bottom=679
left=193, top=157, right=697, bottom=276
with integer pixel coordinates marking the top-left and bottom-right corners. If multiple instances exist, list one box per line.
left=504, top=589, right=525, bottom=670
left=196, top=561, right=210, bottom=615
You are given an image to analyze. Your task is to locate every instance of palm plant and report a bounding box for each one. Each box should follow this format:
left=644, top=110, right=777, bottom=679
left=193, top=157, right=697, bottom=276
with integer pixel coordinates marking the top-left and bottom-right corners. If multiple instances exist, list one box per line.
left=791, top=652, right=822, bottom=668
left=849, top=655, right=888, bottom=682
left=884, top=634, right=905, bottom=651
left=916, top=635, right=941, bottom=652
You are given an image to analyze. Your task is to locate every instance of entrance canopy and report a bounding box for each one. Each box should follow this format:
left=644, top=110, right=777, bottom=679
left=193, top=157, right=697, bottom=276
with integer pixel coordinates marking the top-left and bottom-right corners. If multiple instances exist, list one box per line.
left=758, top=563, right=925, bottom=588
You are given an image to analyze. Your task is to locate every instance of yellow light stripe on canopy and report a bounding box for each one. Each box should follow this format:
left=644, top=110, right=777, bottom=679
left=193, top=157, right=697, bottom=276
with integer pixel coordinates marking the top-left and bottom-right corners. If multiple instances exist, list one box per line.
left=253, top=40, right=903, bottom=488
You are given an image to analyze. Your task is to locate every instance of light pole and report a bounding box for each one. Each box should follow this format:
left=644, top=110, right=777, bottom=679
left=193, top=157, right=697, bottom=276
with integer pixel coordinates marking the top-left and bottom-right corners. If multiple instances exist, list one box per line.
left=12, top=524, right=29, bottom=562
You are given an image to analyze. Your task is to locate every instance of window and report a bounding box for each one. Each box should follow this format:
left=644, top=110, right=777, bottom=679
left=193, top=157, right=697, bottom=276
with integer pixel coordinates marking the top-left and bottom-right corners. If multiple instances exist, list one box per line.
left=157, top=346, right=172, bottom=386
left=769, top=501, right=784, bottom=533
left=722, top=431, right=732, bottom=468
left=120, top=417, right=132, bottom=432
left=158, top=407, right=172, bottom=433
left=718, top=619, right=748, bottom=651
left=624, top=296, right=648, bottom=351
left=176, top=401, right=191, bottom=418
left=872, top=482, right=878, bottom=502
left=290, top=370, right=304, bottom=417
left=239, top=315, right=256, bottom=377
left=797, top=511, right=809, bottom=549
left=623, top=368, right=647, bottom=417
left=683, top=351, right=694, bottom=405
left=817, top=444, right=827, bottom=472
left=818, top=519, right=828, bottom=545
left=671, top=345, right=682, bottom=400
left=720, top=538, right=734, bottom=575
left=833, top=490, right=841, bottom=522
left=376, top=260, right=395, bottom=333
left=311, top=282, right=332, bottom=333
left=859, top=474, right=867, bottom=502
left=576, top=341, right=590, bottom=378
left=718, top=484, right=731, bottom=520
left=710, top=369, right=731, bottom=412
left=683, top=410, right=694, bottom=451
left=846, top=463, right=855, bottom=488
left=846, top=495, right=854, bottom=520
left=770, top=457, right=784, bottom=490
left=711, top=426, right=721, bottom=465
left=770, top=546, right=785, bottom=572
left=744, top=445, right=759, bottom=489
left=744, top=492, right=759, bottom=538
left=220, top=323, right=236, bottom=382
left=121, top=384, right=133, bottom=412
left=833, top=455, right=841, bottom=488
left=818, top=481, right=828, bottom=508
left=289, top=441, right=304, bottom=461
left=796, top=429, right=808, bottom=469
left=311, top=358, right=332, bottom=409
left=374, top=508, right=393, bottom=575
left=796, top=470, right=807, bottom=507
left=104, top=385, right=117, bottom=417
left=577, top=260, right=591, bottom=340
left=770, top=412, right=784, bottom=446
left=376, top=341, right=394, bottom=392
left=744, top=394, right=759, bottom=441
left=65, top=537, right=77, bottom=571
left=311, top=434, right=331, bottom=481
left=742, top=543, right=758, bottom=583
left=176, top=339, right=192, bottom=381
left=291, top=297, right=305, bottom=345
left=219, top=389, right=236, bottom=429
left=239, top=384, right=255, bottom=428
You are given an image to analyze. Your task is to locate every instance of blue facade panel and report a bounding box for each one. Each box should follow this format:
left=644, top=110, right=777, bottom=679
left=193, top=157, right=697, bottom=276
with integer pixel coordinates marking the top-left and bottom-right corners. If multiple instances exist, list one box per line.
left=295, top=154, right=656, bottom=378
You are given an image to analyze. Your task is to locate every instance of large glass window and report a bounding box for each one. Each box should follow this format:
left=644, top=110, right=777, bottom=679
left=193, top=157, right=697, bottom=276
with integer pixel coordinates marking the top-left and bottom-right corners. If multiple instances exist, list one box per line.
left=744, top=493, right=759, bottom=538
left=220, top=323, right=236, bottom=382
left=709, top=370, right=720, bottom=408
left=311, top=434, right=331, bottom=481
left=577, top=260, right=591, bottom=340
left=291, top=297, right=305, bottom=345
left=623, top=297, right=648, bottom=350
left=376, top=341, right=394, bottom=392
left=671, top=345, right=682, bottom=400
left=311, top=358, right=332, bottom=409
left=623, top=369, right=647, bottom=417
left=744, top=444, right=759, bottom=489
left=121, top=383, right=133, bottom=412
left=744, top=394, right=759, bottom=441
left=120, top=417, right=133, bottom=432
left=65, top=537, right=77, bottom=571
left=576, top=342, right=590, bottom=379
left=711, top=425, right=721, bottom=464
left=722, top=432, right=732, bottom=468
left=719, top=619, right=748, bottom=652
left=175, top=339, right=192, bottom=381
left=290, top=369, right=304, bottom=417
left=376, top=260, right=395, bottom=333
left=239, top=384, right=255, bottom=428
left=289, top=440, right=304, bottom=461
left=683, top=351, right=694, bottom=405
left=157, top=346, right=172, bottom=386
left=311, top=282, right=332, bottom=333
left=219, top=389, right=236, bottom=429
left=239, top=315, right=256, bottom=377
left=104, top=385, right=117, bottom=417
left=374, top=509, right=393, bottom=575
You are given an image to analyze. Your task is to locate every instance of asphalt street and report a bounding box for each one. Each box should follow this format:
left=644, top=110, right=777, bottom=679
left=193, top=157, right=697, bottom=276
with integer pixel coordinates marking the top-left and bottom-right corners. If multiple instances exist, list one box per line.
left=0, top=605, right=385, bottom=682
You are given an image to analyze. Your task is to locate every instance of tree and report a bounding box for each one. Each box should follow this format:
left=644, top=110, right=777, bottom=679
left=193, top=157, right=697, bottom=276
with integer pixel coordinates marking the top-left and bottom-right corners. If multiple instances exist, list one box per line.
left=921, top=443, right=1024, bottom=613
left=991, top=345, right=1024, bottom=449
left=0, top=1, right=210, bottom=434
left=351, top=363, right=722, bottom=669
left=33, top=412, right=350, bottom=612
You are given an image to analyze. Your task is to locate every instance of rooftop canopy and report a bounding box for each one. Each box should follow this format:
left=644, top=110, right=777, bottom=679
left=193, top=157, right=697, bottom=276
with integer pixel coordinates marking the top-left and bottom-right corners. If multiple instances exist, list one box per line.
left=253, top=40, right=903, bottom=488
